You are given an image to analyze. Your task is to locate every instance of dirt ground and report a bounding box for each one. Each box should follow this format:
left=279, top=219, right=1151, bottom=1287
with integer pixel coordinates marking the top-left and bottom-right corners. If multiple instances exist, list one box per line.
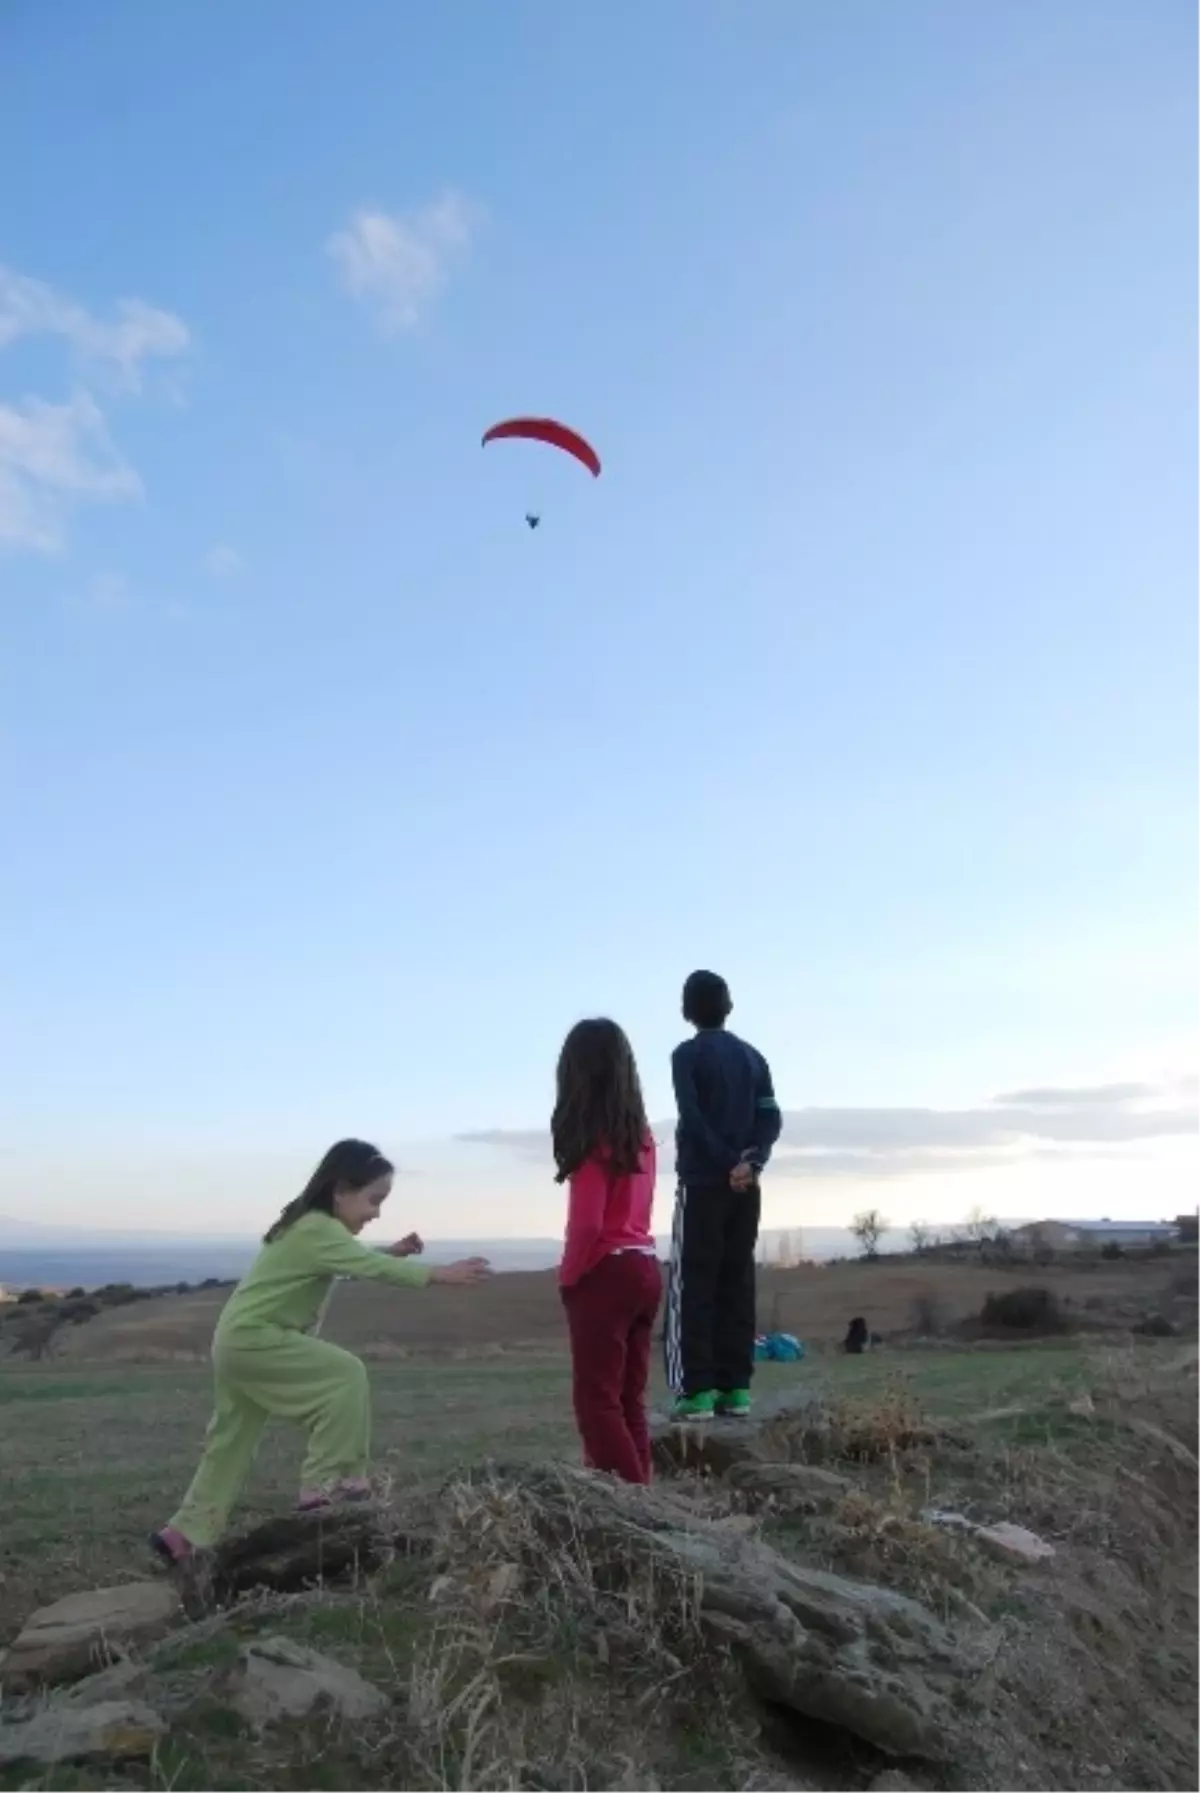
left=46, top=1248, right=1196, bottom=1363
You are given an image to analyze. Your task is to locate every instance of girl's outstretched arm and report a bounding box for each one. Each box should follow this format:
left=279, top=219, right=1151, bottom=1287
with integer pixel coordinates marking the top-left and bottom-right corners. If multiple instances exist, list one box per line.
left=290, top=1213, right=433, bottom=1288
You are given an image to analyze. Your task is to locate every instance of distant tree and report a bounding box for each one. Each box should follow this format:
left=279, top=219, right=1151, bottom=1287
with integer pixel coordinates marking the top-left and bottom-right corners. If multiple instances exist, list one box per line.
left=8, top=1308, right=64, bottom=1361
left=775, top=1229, right=806, bottom=1268
left=16, top=1288, right=45, bottom=1305
left=963, top=1205, right=1001, bottom=1246
left=909, top=1221, right=931, bottom=1255
left=851, top=1210, right=888, bottom=1260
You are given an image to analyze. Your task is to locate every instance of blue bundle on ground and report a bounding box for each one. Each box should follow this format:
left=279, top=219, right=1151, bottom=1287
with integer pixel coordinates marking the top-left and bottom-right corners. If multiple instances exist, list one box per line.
left=753, top=1331, right=805, bottom=1363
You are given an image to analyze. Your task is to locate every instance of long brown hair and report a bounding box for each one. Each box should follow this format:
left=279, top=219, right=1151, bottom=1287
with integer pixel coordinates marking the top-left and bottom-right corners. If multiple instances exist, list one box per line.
left=264, top=1139, right=393, bottom=1243
left=551, top=1019, right=649, bottom=1184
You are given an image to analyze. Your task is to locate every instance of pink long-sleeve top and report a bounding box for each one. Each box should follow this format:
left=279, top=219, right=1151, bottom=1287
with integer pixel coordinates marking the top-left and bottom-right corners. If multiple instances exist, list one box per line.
left=559, top=1137, right=658, bottom=1289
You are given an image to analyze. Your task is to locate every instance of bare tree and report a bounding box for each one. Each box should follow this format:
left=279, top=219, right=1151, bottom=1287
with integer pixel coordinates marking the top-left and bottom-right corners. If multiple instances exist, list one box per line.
left=851, top=1209, right=888, bottom=1260
left=908, top=1220, right=931, bottom=1255
left=774, top=1228, right=806, bottom=1268
left=963, top=1204, right=1001, bottom=1246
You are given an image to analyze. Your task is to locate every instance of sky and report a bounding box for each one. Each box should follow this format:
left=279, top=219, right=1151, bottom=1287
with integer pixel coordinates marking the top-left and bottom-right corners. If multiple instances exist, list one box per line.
left=0, top=0, right=1196, bottom=1244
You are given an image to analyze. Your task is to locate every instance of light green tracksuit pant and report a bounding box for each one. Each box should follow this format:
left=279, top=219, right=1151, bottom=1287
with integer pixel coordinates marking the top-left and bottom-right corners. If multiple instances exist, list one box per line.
left=170, top=1327, right=370, bottom=1547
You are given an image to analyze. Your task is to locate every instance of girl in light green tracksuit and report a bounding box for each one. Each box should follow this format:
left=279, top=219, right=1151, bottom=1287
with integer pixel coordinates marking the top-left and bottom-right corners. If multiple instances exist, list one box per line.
left=151, top=1139, right=490, bottom=1560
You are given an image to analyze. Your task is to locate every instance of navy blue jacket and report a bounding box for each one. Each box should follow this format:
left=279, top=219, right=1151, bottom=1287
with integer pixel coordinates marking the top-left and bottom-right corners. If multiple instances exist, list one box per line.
left=672, top=1028, right=782, bottom=1186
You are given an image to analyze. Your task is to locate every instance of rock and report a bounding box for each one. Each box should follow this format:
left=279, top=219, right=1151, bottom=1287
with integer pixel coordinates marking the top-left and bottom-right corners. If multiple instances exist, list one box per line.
left=1118, top=1415, right=1199, bottom=1470
left=918, top=1506, right=1047, bottom=1563
left=225, top=1635, right=389, bottom=1727
left=208, top=1505, right=424, bottom=1604
left=975, top=1523, right=1056, bottom=1563
left=0, top=1699, right=165, bottom=1768
left=214, top=1459, right=987, bottom=1764
left=921, top=1510, right=1055, bottom=1562
left=724, top=1460, right=852, bottom=1511
left=651, top=1387, right=821, bottom=1479
left=921, top=1508, right=975, bottom=1533
left=0, top=1582, right=181, bottom=1689
left=652, top=1418, right=764, bottom=1478
left=443, top=1462, right=985, bottom=1763
left=64, top=1657, right=149, bottom=1706
left=868, top=1773, right=923, bottom=1791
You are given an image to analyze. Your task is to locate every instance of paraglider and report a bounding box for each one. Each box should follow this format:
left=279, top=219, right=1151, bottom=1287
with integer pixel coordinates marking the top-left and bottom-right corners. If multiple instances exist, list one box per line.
left=482, top=417, right=600, bottom=525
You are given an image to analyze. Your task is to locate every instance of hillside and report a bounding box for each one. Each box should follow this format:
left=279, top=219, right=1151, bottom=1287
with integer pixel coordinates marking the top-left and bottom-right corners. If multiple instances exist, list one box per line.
left=40, top=1249, right=1195, bottom=1364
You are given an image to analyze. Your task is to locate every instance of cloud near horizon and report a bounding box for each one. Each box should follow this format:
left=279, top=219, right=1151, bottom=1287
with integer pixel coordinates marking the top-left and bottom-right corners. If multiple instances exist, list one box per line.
left=327, top=191, right=477, bottom=332
left=457, top=1077, right=1199, bottom=1182
left=0, top=264, right=190, bottom=551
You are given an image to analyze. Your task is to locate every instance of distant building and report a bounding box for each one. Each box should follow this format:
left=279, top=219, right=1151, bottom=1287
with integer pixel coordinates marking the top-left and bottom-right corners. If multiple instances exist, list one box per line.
left=1010, top=1219, right=1178, bottom=1255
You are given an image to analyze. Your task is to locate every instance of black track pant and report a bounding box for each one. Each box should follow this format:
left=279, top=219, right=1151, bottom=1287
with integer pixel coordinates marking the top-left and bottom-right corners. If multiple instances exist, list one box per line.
left=664, top=1181, right=761, bottom=1397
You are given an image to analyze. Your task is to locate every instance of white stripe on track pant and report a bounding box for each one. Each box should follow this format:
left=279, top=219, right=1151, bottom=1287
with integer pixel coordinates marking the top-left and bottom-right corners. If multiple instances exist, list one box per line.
left=663, top=1182, right=688, bottom=1394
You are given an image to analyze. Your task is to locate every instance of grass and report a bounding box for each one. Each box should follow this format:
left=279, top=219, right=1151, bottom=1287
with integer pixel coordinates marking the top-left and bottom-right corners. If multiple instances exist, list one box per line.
left=0, top=1339, right=1126, bottom=1637
left=1, top=1338, right=1194, bottom=1792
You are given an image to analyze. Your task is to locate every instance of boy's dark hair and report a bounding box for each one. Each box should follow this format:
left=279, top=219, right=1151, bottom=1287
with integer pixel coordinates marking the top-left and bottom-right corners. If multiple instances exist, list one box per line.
left=551, top=1019, right=650, bottom=1184
left=681, top=969, right=732, bottom=1030
left=264, top=1139, right=393, bottom=1243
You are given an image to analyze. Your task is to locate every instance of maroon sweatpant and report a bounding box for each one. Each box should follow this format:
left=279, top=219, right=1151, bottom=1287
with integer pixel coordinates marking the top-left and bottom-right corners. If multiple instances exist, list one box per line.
left=562, top=1252, right=663, bottom=1485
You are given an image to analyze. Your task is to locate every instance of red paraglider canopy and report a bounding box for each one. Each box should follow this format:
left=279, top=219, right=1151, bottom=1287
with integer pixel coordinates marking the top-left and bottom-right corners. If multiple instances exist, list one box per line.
left=482, top=417, right=601, bottom=478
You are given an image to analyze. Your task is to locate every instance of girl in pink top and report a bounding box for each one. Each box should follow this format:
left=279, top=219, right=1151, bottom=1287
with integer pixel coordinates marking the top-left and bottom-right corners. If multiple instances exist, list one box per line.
left=553, top=1019, right=661, bottom=1484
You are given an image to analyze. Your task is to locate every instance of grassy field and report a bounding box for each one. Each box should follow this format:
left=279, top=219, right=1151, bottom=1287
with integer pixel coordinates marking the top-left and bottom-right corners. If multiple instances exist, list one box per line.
left=2, top=1336, right=1197, bottom=1790
left=0, top=1338, right=1117, bottom=1639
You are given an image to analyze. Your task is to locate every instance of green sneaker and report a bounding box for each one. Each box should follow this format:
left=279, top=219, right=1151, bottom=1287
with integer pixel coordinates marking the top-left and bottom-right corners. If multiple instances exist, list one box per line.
left=671, top=1390, right=716, bottom=1422
left=715, top=1389, right=752, bottom=1418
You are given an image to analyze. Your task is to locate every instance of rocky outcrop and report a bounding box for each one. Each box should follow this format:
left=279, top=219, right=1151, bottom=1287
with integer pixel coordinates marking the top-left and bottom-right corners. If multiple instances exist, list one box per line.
left=0, top=1699, right=164, bottom=1768
left=204, top=1506, right=421, bottom=1608
left=223, top=1635, right=389, bottom=1727
left=499, top=1463, right=981, bottom=1761
left=203, top=1461, right=987, bottom=1764
left=0, top=1582, right=180, bottom=1689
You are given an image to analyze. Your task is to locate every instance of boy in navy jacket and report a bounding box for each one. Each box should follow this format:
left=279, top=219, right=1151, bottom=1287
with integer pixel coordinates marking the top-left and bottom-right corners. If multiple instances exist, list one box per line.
left=664, top=970, right=781, bottom=1419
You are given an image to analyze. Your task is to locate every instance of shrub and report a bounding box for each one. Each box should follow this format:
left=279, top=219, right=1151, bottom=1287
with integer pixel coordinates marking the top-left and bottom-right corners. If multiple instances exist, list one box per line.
left=95, top=1282, right=140, bottom=1308
left=61, top=1297, right=101, bottom=1325
left=979, top=1286, right=1067, bottom=1333
left=910, top=1291, right=950, bottom=1336
left=16, top=1288, right=45, bottom=1305
left=1101, top=1240, right=1124, bottom=1260
left=1134, top=1314, right=1177, bottom=1338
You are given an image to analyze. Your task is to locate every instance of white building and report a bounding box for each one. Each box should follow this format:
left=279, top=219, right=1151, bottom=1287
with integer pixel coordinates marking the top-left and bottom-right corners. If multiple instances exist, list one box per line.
left=1011, top=1219, right=1178, bottom=1254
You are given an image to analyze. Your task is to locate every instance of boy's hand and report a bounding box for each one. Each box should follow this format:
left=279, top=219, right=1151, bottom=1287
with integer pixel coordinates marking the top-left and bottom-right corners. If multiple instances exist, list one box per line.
left=730, top=1162, right=758, bottom=1192
left=388, top=1233, right=424, bottom=1258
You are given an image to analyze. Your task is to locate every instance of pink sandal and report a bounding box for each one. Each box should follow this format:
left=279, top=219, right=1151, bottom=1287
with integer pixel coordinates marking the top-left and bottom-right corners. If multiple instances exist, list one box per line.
left=149, top=1524, right=195, bottom=1565
left=296, top=1477, right=373, bottom=1513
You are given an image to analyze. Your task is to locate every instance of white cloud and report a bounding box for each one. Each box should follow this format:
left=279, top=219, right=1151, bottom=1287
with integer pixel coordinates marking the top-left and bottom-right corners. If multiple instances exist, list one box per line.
left=0, top=266, right=190, bottom=393
left=203, top=543, right=244, bottom=579
left=327, top=191, right=477, bottom=332
left=0, top=265, right=190, bottom=553
left=0, top=392, right=141, bottom=551
left=459, top=1074, right=1199, bottom=1184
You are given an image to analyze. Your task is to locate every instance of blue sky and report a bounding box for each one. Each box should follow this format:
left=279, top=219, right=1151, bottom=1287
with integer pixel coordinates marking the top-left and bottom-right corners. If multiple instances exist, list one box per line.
left=1, top=0, right=1195, bottom=1241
